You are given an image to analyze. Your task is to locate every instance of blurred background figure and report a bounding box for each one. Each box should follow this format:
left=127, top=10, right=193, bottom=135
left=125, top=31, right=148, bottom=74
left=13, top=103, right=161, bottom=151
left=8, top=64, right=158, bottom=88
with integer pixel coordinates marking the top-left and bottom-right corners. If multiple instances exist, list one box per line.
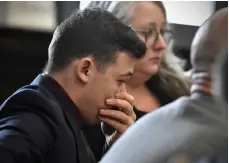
left=0, top=1, right=227, bottom=162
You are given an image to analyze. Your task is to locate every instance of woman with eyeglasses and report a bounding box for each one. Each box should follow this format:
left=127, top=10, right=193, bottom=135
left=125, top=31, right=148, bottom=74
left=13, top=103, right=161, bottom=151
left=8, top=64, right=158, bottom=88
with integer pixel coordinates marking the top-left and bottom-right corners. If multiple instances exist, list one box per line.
left=87, top=1, right=190, bottom=117
left=81, top=1, right=190, bottom=161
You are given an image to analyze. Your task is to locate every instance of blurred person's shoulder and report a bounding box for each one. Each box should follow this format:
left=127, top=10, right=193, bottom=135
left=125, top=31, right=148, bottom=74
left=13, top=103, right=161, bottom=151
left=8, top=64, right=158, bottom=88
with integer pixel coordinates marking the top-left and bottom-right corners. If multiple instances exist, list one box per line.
left=146, top=93, right=221, bottom=123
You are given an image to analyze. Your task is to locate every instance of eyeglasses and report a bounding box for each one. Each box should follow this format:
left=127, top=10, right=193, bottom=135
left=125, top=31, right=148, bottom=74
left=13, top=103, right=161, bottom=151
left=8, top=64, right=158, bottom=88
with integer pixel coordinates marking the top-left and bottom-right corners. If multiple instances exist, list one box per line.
left=133, top=26, right=174, bottom=46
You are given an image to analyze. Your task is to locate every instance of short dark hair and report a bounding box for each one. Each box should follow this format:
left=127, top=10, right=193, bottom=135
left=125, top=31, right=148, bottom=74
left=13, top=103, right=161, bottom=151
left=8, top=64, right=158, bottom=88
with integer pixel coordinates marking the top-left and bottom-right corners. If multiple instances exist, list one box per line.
left=45, top=8, right=146, bottom=73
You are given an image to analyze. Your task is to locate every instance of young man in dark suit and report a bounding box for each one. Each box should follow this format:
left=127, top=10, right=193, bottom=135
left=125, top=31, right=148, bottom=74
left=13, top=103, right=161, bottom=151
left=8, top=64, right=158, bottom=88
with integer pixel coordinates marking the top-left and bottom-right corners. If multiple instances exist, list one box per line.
left=0, top=8, right=146, bottom=163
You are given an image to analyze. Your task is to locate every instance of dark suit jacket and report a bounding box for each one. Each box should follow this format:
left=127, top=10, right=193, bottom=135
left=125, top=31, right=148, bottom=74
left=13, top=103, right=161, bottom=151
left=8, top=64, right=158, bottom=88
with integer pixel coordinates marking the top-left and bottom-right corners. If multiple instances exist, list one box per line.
left=0, top=74, right=96, bottom=163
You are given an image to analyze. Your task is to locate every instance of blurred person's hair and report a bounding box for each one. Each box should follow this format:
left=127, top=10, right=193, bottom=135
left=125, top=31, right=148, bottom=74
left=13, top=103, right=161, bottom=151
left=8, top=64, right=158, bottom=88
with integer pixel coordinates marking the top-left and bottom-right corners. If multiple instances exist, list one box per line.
left=44, top=8, right=146, bottom=73
left=87, top=1, right=190, bottom=99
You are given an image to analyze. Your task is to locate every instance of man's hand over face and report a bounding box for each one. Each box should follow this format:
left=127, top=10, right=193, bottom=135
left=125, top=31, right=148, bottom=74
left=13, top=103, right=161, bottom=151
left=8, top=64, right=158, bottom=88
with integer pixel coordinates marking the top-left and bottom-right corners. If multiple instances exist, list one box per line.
left=99, top=92, right=136, bottom=146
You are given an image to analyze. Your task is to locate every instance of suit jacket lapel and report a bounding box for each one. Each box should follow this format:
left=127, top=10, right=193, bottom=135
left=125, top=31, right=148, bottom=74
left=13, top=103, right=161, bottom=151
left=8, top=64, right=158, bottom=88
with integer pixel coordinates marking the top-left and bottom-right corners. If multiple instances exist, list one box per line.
left=31, top=74, right=94, bottom=163
left=62, top=108, right=91, bottom=163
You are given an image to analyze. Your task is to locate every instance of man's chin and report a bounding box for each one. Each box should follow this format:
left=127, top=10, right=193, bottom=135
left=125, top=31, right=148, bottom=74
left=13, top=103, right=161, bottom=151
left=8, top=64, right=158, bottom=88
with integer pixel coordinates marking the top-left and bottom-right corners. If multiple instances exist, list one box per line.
left=85, top=116, right=101, bottom=125
left=94, top=114, right=102, bottom=124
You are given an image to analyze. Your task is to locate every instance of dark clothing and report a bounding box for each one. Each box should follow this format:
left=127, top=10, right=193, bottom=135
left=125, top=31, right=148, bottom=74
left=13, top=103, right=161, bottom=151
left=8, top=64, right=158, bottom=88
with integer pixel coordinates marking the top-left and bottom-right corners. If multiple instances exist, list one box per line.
left=0, top=74, right=96, bottom=163
left=82, top=124, right=105, bottom=161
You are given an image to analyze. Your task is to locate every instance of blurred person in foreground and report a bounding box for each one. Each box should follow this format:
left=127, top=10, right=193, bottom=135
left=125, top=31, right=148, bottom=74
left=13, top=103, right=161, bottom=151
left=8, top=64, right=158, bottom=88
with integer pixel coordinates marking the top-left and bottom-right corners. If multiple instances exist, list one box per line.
left=100, top=7, right=228, bottom=163
left=82, top=1, right=190, bottom=160
left=0, top=8, right=146, bottom=163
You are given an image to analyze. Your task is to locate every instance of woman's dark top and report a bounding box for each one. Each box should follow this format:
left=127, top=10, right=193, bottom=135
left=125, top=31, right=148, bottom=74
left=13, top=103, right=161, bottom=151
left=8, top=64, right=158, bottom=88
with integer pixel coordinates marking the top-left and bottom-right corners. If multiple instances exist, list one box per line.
left=82, top=77, right=175, bottom=161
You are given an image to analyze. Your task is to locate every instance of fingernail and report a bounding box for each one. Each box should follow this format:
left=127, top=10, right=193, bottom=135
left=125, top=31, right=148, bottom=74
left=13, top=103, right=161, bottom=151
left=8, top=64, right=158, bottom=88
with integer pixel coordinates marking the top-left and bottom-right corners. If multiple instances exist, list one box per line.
left=106, top=99, right=112, bottom=104
left=100, top=109, right=105, bottom=113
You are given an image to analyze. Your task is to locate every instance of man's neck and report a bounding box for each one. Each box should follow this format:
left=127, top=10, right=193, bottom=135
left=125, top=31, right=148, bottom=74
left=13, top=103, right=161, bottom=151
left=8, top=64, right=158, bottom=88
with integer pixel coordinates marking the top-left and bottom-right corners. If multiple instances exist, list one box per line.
left=48, top=72, right=96, bottom=124
left=41, top=72, right=87, bottom=127
left=46, top=72, right=86, bottom=115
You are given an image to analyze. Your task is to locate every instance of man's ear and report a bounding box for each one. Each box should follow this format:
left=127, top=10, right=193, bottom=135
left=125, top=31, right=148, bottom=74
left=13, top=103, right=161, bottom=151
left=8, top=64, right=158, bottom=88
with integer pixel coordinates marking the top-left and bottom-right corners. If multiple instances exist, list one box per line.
left=74, top=57, right=95, bottom=84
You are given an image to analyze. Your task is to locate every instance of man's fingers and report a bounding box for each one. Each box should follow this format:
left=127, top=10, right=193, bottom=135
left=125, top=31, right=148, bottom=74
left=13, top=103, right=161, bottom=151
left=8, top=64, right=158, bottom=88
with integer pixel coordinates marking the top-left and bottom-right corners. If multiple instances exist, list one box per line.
left=115, top=92, right=134, bottom=106
left=99, top=109, right=134, bottom=125
left=99, top=116, right=128, bottom=134
left=106, top=98, right=135, bottom=120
